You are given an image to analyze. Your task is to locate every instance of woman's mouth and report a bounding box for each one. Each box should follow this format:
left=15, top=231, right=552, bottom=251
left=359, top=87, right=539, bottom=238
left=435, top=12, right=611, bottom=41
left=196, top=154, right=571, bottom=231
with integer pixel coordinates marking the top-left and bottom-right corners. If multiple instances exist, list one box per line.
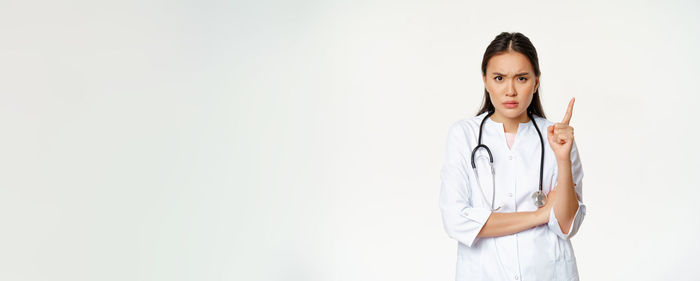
left=503, top=101, right=518, bottom=109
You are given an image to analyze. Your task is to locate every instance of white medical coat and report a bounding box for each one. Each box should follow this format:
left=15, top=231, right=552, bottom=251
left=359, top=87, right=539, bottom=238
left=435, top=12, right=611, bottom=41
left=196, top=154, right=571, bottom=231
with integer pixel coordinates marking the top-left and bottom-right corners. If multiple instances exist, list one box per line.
left=439, top=112, right=586, bottom=281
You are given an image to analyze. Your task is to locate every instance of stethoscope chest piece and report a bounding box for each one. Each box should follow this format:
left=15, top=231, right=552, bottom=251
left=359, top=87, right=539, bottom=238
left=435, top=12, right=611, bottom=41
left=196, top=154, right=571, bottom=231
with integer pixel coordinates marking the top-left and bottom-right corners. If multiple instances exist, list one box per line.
left=531, top=191, right=547, bottom=207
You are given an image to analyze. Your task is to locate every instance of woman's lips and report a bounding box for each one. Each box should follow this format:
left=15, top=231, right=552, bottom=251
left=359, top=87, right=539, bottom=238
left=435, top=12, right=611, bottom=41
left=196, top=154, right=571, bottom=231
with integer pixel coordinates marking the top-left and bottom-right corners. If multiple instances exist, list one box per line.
left=503, top=102, right=518, bottom=109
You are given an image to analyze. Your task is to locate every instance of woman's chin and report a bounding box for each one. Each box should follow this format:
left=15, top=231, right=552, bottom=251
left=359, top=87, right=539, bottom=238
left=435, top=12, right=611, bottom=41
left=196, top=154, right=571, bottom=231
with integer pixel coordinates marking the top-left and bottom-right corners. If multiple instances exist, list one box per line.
left=499, top=110, right=527, bottom=119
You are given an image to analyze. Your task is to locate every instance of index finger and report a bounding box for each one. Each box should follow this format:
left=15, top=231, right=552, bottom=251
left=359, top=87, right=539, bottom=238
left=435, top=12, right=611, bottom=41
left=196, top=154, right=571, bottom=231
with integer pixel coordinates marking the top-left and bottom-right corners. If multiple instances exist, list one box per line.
left=561, top=97, right=575, bottom=125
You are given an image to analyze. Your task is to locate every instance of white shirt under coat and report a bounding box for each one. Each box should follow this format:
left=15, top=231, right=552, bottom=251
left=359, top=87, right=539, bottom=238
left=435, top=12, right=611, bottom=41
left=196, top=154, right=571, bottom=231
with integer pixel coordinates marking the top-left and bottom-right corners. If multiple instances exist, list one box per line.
left=439, top=112, right=586, bottom=281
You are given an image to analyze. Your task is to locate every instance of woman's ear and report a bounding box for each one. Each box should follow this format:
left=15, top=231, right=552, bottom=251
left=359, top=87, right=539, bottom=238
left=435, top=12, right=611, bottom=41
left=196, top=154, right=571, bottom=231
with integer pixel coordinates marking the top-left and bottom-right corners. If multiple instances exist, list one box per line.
left=534, top=76, right=540, bottom=93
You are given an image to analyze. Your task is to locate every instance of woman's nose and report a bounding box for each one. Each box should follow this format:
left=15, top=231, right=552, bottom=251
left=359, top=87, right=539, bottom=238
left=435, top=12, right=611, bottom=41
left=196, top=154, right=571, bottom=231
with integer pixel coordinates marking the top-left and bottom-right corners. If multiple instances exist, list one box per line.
left=505, top=81, right=516, bottom=96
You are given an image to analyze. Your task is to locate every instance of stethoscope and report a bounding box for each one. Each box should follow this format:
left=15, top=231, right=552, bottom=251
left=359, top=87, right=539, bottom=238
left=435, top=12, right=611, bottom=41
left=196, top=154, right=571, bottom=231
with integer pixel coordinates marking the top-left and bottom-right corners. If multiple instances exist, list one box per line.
left=470, top=110, right=546, bottom=211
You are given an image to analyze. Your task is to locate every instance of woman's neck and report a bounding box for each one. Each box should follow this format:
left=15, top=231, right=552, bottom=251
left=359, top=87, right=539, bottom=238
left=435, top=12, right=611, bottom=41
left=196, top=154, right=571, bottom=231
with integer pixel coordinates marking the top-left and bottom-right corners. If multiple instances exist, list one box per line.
left=489, top=111, right=530, bottom=134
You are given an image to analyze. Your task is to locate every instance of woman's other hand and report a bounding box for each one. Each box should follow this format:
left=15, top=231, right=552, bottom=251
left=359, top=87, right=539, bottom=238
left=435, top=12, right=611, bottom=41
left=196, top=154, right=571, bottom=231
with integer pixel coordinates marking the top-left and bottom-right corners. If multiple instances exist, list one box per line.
left=536, top=188, right=557, bottom=224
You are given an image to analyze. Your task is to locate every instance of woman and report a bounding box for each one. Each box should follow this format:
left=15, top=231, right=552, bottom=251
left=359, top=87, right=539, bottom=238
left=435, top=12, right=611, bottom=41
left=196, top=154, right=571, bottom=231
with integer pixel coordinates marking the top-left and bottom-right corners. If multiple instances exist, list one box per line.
left=439, top=32, right=586, bottom=281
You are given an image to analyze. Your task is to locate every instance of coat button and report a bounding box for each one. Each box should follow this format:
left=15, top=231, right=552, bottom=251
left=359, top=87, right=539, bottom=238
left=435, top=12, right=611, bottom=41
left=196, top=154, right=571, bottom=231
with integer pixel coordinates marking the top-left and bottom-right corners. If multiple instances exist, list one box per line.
left=508, top=155, right=513, bottom=160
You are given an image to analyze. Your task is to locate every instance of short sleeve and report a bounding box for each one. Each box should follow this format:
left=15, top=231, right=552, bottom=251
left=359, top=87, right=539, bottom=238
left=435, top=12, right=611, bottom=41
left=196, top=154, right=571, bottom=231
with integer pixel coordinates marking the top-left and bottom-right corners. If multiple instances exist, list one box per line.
left=439, top=121, right=492, bottom=247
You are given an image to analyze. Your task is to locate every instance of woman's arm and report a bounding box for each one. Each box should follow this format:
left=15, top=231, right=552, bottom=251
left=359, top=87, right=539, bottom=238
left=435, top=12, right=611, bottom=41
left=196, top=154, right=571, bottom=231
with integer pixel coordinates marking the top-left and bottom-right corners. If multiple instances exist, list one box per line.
left=552, top=156, right=579, bottom=234
left=547, top=97, right=580, bottom=235
left=477, top=189, right=556, bottom=238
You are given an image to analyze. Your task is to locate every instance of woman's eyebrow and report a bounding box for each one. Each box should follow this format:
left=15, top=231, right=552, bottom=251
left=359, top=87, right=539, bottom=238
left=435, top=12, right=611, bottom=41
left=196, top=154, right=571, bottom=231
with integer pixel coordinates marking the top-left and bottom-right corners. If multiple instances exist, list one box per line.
left=491, top=72, right=530, bottom=76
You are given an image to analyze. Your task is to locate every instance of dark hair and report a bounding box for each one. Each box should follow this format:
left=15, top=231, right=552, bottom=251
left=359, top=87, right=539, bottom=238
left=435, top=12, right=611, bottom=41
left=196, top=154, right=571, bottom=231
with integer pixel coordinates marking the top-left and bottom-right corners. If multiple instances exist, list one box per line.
left=477, top=32, right=546, bottom=118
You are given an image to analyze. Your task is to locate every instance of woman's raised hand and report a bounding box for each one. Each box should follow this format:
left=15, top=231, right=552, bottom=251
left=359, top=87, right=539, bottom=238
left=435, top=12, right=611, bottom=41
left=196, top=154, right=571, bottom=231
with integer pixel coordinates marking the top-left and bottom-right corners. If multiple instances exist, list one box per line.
left=547, top=98, right=575, bottom=161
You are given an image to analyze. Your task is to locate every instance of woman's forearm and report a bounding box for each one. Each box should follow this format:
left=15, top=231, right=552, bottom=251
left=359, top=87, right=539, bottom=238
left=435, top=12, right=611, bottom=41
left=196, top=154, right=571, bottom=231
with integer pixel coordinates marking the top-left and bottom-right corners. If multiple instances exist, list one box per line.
left=554, top=159, right=579, bottom=234
left=477, top=210, right=547, bottom=238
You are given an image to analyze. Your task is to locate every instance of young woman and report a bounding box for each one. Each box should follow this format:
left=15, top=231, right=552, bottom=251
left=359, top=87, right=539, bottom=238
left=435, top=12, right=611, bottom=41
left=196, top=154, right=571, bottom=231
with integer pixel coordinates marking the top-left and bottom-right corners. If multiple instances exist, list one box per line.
left=439, top=32, right=586, bottom=281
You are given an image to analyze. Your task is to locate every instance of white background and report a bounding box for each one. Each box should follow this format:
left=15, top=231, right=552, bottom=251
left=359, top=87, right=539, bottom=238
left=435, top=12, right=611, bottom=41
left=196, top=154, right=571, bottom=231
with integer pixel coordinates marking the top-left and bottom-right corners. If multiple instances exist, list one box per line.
left=1, top=0, right=698, bottom=280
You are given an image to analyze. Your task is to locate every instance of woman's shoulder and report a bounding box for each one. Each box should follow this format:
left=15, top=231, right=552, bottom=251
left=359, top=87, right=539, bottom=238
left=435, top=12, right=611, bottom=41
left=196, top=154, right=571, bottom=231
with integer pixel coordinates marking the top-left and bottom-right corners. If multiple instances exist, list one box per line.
left=448, top=112, right=490, bottom=136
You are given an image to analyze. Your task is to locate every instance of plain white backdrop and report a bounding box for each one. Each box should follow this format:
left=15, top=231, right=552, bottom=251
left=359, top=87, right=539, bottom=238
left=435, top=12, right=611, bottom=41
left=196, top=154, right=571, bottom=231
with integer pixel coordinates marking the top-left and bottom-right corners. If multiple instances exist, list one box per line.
left=1, top=0, right=699, bottom=280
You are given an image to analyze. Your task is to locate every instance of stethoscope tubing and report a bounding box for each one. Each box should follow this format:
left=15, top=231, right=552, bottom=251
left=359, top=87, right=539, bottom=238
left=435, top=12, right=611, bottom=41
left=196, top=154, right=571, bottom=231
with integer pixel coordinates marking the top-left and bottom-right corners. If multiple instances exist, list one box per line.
left=470, top=110, right=545, bottom=209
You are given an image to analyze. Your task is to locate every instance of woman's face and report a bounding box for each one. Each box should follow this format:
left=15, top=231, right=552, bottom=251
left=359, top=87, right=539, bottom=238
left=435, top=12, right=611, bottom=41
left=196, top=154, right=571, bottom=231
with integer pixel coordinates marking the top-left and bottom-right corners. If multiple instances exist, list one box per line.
left=482, top=51, right=540, bottom=121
